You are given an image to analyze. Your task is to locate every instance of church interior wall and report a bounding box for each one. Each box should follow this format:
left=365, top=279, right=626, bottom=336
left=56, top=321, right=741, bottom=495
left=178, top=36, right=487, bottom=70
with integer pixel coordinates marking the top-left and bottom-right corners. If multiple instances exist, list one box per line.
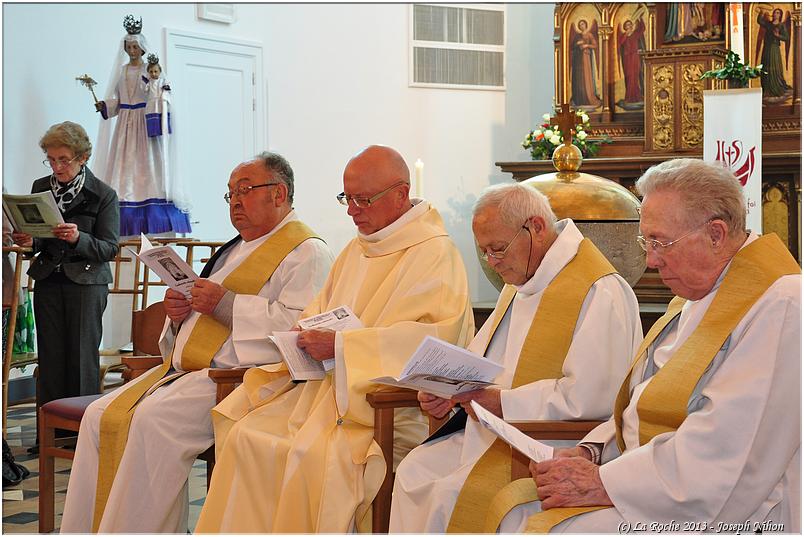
left=2, top=3, right=555, bottom=348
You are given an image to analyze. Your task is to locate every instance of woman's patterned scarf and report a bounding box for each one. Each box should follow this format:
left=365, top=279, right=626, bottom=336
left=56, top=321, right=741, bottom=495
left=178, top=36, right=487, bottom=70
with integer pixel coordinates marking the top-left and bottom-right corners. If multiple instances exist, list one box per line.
left=49, top=166, right=86, bottom=212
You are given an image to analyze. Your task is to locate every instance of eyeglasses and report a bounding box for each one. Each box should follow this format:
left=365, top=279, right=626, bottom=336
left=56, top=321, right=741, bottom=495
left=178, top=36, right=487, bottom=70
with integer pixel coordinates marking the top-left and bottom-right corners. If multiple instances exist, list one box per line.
left=336, top=181, right=407, bottom=208
left=43, top=155, right=80, bottom=169
left=224, top=182, right=280, bottom=204
left=480, top=224, right=528, bottom=262
left=637, top=220, right=712, bottom=252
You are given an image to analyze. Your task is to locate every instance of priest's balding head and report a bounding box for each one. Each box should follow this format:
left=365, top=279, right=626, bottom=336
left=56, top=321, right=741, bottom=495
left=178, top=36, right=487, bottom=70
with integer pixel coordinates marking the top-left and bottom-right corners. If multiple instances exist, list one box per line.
left=339, top=145, right=412, bottom=235
left=473, top=183, right=559, bottom=286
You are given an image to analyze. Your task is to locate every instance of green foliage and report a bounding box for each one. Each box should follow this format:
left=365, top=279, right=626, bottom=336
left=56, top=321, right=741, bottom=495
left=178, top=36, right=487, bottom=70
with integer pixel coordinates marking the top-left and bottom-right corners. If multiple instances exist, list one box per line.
left=700, top=50, right=764, bottom=88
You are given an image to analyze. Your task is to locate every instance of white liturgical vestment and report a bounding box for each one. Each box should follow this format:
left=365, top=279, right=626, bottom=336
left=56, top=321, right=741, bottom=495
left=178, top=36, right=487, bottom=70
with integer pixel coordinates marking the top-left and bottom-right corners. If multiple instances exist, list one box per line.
left=60, top=211, right=333, bottom=533
left=390, top=219, right=642, bottom=533
left=499, top=233, right=801, bottom=533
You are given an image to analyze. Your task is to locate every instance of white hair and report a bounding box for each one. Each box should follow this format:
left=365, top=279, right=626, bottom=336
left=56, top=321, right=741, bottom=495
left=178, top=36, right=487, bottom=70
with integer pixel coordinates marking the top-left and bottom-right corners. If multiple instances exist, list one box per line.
left=473, top=183, right=557, bottom=229
left=636, top=158, right=746, bottom=236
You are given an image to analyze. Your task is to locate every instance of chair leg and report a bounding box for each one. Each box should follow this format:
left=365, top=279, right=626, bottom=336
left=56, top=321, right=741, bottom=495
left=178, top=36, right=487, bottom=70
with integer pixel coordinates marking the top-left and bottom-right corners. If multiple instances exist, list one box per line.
left=38, top=409, right=55, bottom=533
left=372, top=407, right=395, bottom=533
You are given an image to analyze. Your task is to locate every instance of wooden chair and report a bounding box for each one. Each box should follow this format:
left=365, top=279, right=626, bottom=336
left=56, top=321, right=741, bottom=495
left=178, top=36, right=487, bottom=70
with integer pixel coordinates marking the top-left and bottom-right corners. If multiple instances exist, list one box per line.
left=38, top=301, right=168, bottom=533
left=366, top=391, right=605, bottom=533
left=366, top=389, right=449, bottom=533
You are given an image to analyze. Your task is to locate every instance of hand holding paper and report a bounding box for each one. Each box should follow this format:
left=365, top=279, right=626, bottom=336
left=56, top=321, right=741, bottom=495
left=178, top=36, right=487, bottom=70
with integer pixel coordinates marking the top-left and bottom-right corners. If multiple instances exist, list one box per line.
left=470, top=400, right=554, bottom=463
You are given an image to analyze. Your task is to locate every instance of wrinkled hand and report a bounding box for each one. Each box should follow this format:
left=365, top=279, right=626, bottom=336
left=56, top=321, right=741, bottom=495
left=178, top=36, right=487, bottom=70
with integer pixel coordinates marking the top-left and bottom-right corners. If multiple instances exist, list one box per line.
left=530, top=456, right=612, bottom=510
left=296, top=328, right=336, bottom=361
left=11, top=232, right=33, bottom=248
left=53, top=223, right=79, bottom=245
left=189, top=278, right=227, bottom=315
left=451, top=387, right=502, bottom=421
left=418, top=391, right=454, bottom=419
left=164, top=288, right=191, bottom=324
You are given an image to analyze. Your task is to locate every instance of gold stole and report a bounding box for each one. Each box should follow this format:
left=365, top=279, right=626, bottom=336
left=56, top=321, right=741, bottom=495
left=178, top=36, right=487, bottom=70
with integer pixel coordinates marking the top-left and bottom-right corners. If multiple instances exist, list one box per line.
left=91, top=221, right=319, bottom=532
left=525, top=233, right=800, bottom=533
left=446, top=239, right=616, bottom=533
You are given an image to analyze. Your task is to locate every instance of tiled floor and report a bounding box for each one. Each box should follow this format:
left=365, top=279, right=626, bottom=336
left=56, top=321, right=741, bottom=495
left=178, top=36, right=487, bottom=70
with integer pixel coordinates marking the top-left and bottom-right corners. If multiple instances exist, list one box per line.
left=2, top=403, right=209, bottom=533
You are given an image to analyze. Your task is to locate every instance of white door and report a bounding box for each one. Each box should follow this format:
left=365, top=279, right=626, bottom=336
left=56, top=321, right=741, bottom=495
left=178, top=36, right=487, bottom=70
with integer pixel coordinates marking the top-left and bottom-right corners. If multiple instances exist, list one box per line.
left=165, top=29, right=264, bottom=241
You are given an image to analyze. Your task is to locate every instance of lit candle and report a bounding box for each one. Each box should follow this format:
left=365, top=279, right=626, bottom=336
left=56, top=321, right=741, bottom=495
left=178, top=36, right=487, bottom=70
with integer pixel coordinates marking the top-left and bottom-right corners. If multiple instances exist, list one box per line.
left=414, top=159, right=424, bottom=198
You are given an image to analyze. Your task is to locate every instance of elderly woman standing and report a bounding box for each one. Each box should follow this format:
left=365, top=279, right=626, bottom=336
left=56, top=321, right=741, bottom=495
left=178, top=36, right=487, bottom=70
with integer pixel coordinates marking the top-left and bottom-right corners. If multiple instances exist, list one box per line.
left=11, top=122, right=119, bottom=434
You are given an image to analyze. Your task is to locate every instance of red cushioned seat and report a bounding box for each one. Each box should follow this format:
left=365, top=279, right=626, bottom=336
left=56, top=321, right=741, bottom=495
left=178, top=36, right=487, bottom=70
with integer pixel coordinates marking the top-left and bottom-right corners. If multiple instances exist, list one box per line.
left=41, top=394, right=103, bottom=424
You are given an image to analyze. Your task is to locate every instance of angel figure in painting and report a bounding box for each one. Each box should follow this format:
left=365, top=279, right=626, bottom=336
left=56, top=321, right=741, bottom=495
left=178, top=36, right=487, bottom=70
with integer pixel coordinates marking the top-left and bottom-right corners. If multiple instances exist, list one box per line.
left=570, top=18, right=601, bottom=109
left=617, top=7, right=647, bottom=111
left=93, top=15, right=191, bottom=237
left=755, top=7, right=793, bottom=103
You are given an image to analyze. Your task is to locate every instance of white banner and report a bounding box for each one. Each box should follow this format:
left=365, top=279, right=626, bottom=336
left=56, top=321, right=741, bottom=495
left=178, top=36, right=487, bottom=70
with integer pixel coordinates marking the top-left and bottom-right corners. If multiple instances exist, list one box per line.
left=703, top=88, right=763, bottom=233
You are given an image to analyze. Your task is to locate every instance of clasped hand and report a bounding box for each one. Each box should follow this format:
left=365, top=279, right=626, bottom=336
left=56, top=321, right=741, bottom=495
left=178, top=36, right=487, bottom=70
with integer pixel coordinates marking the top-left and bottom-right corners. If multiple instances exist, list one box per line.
left=529, top=448, right=612, bottom=510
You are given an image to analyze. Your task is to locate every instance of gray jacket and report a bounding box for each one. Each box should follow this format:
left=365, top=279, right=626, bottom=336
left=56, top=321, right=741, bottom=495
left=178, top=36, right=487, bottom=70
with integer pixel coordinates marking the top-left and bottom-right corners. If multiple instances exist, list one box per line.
left=27, top=168, right=120, bottom=284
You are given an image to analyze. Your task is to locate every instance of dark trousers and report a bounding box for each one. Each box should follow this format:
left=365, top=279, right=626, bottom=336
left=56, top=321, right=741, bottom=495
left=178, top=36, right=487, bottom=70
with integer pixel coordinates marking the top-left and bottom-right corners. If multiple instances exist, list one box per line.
left=33, top=276, right=108, bottom=406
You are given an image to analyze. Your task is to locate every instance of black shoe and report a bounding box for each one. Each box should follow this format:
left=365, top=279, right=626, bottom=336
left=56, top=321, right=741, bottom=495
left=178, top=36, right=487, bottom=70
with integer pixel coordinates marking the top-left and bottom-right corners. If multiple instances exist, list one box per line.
left=3, top=439, right=30, bottom=488
left=26, top=444, right=38, bottom=456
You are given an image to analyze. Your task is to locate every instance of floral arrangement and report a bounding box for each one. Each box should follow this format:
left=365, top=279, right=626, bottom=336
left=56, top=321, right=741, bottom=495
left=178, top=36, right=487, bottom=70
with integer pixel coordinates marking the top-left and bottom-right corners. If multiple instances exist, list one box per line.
left=522, top=110, right=610, bottom=160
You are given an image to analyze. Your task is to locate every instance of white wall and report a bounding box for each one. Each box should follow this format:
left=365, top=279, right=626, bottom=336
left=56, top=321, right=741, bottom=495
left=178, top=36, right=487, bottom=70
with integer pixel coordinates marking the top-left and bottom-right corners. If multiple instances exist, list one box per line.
left=3, top=3, right=555, bottom=346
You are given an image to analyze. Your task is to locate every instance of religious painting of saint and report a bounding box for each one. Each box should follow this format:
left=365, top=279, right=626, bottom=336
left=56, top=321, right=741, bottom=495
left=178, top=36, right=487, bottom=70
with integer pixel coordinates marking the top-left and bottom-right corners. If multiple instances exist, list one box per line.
left=615, top=5, right=648, bottom=111
left=754, top=6, right=794, bottom=103
left=569, top=18, right=602, bottom=109
left=663, top=3, right=724, bottom=45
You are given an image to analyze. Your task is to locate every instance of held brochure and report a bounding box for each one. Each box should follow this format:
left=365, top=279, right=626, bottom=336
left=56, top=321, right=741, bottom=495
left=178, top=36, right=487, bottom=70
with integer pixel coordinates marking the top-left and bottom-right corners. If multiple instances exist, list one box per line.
left=470, top=400, right=554, bottom=463
left=270, top=306, right=363, bottom=381
left=2, top=191, right=65, bottom=238
left=127, top=234, right=198, bottom=298
left=371, top=335, right=504, bottom=399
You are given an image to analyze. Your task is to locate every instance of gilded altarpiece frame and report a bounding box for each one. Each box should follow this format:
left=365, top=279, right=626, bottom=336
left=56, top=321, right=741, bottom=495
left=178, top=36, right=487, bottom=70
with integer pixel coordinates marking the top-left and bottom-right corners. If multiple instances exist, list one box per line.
left=554, top=3, right=656, bottom=155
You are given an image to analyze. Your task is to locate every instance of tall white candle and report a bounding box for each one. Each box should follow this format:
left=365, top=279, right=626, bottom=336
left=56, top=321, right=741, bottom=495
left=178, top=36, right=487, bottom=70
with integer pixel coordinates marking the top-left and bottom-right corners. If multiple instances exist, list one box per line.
left=414, top=159, right=424, bottom=198
left=729, top=3, right=745, bottom=61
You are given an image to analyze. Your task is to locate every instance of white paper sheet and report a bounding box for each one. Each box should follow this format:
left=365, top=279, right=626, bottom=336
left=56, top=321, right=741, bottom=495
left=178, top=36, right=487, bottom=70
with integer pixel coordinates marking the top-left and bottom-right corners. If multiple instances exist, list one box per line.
left=371, top=335, right=504, bottom=399
left=470, top=400, right=554, bottom=463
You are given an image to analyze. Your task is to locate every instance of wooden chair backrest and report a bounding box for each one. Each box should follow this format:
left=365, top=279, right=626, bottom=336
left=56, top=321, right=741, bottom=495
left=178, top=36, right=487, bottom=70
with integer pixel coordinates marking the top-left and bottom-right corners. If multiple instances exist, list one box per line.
left=131, top=301, right=167, bottom=356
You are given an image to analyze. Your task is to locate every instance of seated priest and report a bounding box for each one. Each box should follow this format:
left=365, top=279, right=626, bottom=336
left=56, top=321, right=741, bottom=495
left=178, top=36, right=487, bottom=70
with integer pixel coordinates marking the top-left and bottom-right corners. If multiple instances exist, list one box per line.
left=496, top=158, right=801, bottom=533
left=194, top=144, right=475, bottom=533
left=389, top=182, right=643, bottom=532
left=60, top=152, right=334, bottom=533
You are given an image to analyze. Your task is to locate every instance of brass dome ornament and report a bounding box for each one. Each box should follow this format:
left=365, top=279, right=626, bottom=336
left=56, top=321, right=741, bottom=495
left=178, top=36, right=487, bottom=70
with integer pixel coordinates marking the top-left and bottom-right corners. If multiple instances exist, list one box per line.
left=481, top=104, right=647, bottom=290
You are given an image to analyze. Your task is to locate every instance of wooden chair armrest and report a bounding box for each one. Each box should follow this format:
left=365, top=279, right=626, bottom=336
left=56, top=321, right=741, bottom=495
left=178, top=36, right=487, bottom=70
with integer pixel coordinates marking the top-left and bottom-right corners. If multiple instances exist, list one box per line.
left=120, top=355, right=164, bottom=382
left=366, top=388, right=420, bottom=409
left=208, top=368, right=248, bottom=403
left=509, top=420, right=604, bottom=481
left=511, top=420, right=604, bottom=440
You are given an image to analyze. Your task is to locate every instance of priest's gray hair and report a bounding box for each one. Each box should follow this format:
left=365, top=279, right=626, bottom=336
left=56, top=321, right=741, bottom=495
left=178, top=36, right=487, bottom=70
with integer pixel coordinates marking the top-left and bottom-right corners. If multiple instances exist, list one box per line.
left=256, top=151, right=295, bottom=204
left=473, top=183, right=557, bottom=229
left=636, top=158, right=746, bottom=237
